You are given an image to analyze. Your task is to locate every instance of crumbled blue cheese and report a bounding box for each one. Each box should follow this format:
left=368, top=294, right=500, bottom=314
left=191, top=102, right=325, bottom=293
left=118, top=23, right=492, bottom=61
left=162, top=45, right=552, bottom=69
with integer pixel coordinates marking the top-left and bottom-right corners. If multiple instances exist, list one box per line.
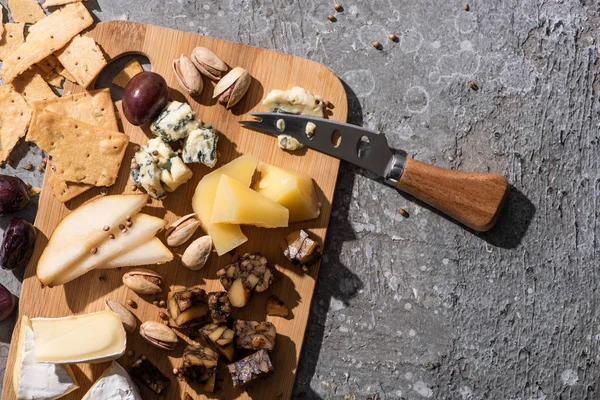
left=150, top=101, right=201, bottom=142
left=262, top=87, right=325, bottom=117
left=131, top=137, right=193, bottom=198
left=305, top=122, right=316, bottom=138
left=276, top=119, right=286, bottom=132
left=277, top=134, right=304, bottom=151
left=182, top=125, right=219, bottom=168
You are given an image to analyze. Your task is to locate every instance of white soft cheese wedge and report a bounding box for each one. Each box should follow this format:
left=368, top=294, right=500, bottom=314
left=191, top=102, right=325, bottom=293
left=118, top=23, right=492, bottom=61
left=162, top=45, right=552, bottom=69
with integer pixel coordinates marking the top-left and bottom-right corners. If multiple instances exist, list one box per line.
left=52, top=213, right=167, bottom=285
left=99, top=237, right=173, bottom=269
left=82, top=362, right=142, bottom=400
left=37, top=194, right=149, bottom=287
left=32, top=310, right=126, bottom=363
left=12, top=316, right=79, bottom=400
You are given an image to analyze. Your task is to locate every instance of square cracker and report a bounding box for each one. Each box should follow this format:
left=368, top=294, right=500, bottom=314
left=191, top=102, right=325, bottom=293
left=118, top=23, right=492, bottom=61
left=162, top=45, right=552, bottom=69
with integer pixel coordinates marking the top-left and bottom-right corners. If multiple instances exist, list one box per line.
left=0, top=23, right=25, bottom=62
left=112, top=58, right=144, bottom=88
left=10, top=72, right=58, bottom=105
left=27, top=109, right=129, bottom=187
left=55, top=35, right=107, bottom=88
left=36, top=55, right=60, bottom=75
left=43, top=0, right=82, bottom=8
left=7, top=0, right=45, bottom=24
left=0, top=87, right=32, bottom=162
left=0, top=3, right=93, bottom=84
left=44, top=71, right=65, bottom=88
left=0, top=5, right=4, bottom=38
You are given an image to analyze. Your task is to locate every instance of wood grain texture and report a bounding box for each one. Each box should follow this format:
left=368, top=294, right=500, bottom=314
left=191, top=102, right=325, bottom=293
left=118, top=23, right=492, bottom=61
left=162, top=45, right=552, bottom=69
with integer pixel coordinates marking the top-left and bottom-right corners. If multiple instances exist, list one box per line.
left=1, top=20, right=347, bottom=400
left=397, top=158, right=509, bottom=231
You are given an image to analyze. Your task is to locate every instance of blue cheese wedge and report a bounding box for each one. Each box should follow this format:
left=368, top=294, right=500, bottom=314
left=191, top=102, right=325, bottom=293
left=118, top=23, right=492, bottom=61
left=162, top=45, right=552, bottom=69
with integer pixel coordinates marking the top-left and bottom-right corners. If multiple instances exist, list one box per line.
left=131, top=138, right=193, bottom=198
left=150, top=101, right=200, bottom=142
left=82, top=362, right=142, bottom=400
left=277, top=134, right=304, bottom=151
left=183, top=125, right=219, bottom=168
left=262, top=87, right=325, bottom=117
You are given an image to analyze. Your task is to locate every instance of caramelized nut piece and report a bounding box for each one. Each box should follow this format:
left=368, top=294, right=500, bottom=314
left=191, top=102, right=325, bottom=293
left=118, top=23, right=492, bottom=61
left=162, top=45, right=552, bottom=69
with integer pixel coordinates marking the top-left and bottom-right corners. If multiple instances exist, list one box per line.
left=234, top=320, right=277, bottom=351
left=280, top=229, right=321, bottom=267
left=227, top=349, right=273, bottom=388
left=216, top=253, right=276, bottom=308
left=167, top=286, right=209, bottom=328
left=128, top=356, right=171, bottom=395
left=200, top=323, right=235, bottom=361
left=175, top=344, right=219, bottom=392
left=208, top=291, right=232, bottom=323
left=265, top=295, right=290, bottom=318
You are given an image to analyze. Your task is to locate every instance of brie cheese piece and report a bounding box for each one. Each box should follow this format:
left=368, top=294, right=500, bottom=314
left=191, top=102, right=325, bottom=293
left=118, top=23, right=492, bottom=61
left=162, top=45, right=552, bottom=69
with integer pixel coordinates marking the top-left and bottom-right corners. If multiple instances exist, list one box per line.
left=262, top=87, right=325, bottom=117
left=32, top=310, right=126, bottom=363
left=150, top=101, right=200, bottom=142
left=182, top=125, right=219, bottom=168
left=82, top=362, right=142, bottom=400
left=12, top=316, right=79, bottom=400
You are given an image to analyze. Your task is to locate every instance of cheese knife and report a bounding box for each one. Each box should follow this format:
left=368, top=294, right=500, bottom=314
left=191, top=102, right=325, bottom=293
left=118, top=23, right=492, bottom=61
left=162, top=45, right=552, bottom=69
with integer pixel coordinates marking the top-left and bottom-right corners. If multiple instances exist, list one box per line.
left=240, top=112, right=509, bottom=232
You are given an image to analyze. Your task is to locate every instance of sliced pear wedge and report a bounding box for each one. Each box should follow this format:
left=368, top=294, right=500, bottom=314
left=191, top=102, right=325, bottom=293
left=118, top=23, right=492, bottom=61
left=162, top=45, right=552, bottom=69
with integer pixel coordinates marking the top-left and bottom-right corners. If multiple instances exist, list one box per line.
left=99, top=237, right=173, bottom=269
left=37, top=194, right=149, bottom=287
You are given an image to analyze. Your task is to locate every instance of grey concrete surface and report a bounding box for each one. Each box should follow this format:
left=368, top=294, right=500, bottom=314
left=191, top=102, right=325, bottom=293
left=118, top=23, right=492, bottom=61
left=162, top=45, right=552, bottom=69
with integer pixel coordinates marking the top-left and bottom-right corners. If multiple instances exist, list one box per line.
left=1, top=0, right=599, bottom=399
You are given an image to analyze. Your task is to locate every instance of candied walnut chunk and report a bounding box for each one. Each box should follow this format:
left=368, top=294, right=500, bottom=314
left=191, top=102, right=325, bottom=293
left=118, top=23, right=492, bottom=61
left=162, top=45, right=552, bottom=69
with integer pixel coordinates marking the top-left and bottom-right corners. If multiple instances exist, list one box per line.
left=234, top=320, right=277, bottom=351
left=176, top=344, right=219, bottom=390
left=200, top=323, right=235, bottom=361
left=208, top=291, right=232, bottom=323
left=227, top=349, right=273, bottom=388
left=167, top=286, right=209, bottom=327
left=128, top=356, right=171, bottom=395
left=280, top=229, right=321, bottom=267
left=216, top=253, right=276, bottom=308
left=266, top=295, right=290, bottom=318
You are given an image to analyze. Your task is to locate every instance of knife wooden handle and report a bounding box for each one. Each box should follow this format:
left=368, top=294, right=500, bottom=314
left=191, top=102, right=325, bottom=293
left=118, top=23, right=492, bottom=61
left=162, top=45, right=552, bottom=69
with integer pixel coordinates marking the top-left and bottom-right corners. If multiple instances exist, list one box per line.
left=396, top=158, right=509, bottom=231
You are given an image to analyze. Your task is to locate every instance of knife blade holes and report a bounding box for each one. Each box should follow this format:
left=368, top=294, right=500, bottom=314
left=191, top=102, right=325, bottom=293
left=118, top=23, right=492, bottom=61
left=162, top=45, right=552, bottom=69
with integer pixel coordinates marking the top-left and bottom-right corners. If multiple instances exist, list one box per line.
left=331, top=129, right=342, bottom=148
left=357, top=135, right=370, bottom=158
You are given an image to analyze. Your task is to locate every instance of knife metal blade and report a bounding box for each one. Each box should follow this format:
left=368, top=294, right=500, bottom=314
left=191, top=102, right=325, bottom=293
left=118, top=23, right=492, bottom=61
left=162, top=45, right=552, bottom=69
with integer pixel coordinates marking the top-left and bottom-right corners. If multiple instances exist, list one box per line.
left=239, top=112, right=405, bottom=184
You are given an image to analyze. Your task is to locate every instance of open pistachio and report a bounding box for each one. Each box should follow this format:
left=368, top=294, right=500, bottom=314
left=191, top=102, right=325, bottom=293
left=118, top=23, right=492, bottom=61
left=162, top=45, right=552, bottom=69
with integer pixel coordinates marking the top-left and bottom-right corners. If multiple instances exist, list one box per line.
left=173, top=54, right=203, bottom=96
left=181, top=235, right=212, bottom=271
left=213, top=67, right=251, bottom=109
left=140, top=321, right=179, bottom=350
left=105, top=299, right=137, bottom=333
left=191, top=47, right=228, bottom=80
left=122, top=268, right=163, bottom=295
left=165, top=213, right=200, bottom=247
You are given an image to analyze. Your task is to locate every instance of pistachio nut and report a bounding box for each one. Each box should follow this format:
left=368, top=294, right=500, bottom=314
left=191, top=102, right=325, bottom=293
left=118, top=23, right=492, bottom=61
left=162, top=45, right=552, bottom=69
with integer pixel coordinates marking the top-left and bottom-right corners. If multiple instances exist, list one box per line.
left=212, top=67, right=251, bottom=109
left=139, top=321, right=179, bottom=350
left=105, top=299, right=137, bottom=333
left=173, top=54, right=203, bottom=96
left=181, top=235, right=212, bottom=271
left=122, top=268, right=163, bottom=295
left=191, top=47, right=228, bottom=81
left=165, top=213, right=201, bottom=247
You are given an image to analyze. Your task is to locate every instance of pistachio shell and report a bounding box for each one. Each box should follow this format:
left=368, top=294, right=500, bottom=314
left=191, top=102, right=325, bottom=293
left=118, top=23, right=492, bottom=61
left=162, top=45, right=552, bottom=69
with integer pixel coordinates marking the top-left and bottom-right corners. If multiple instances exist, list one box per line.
left=173, top=54, right=203, bottom=95
left=105, top=299, right=137, bottom=333
left=212, top=67, right=251, bottom=109
left=140, top=321, right=179, bottom=350
left=122, top=268, right=163, bottom=295
left=191, top=47, right=227, bottom=80
left=181, top=235, right=212, bottom=270
left=165, top=213, right=200, bottom=247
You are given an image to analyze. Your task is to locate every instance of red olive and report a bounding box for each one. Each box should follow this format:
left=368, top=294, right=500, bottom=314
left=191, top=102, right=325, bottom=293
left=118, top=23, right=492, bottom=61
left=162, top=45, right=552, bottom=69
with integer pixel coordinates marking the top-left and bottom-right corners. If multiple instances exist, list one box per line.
left=122, top=71, right=168, bottom=126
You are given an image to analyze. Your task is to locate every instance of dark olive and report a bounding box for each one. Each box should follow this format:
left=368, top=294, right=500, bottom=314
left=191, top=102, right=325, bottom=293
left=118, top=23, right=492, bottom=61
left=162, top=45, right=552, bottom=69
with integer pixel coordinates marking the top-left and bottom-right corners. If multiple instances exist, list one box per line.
left=0, top=217, right=36, bottom=270
left=122, top=71, right=169, bottom=126
left=0, top=175, right=30, bottom=215
left=0, top=283, right=15, bottom=321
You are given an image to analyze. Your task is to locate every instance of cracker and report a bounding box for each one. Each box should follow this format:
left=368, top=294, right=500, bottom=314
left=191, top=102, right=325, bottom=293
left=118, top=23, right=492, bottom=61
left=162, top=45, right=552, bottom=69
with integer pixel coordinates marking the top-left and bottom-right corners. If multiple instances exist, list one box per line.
left=44, top=71, right=65, bottom=88
left=0, top=5, right=5, bottom=39
left=7, top=0, right=46, bottom=24
left=0, top=87, right=32, bottom=162
left=57, top=65, right=76, bottom=82
left=112, top=58, right=144, bottom=88
left=0, top=3, right=93, bottom=84
left=33, top=89, right=118, bottom=202
left=55, top=35, right=107, bottom=88
left=36, top=55, right=60, bottom=75
left=0, top=23, right=25, bottom=62
left=10, top=72, right=58, bottom=105
left=43, top=0, right=82, bottom=8
left=27, top=109, right=128, bottom=187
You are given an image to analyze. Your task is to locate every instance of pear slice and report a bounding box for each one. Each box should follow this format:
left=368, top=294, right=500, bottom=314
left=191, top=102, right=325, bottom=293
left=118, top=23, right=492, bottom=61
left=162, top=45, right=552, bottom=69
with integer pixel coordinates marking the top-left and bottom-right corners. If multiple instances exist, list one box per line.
left=37, top=194, right=149, bottom=287
left=99, top=237, right=173, bottom=269
left=52, top=213, right=167, bottom=286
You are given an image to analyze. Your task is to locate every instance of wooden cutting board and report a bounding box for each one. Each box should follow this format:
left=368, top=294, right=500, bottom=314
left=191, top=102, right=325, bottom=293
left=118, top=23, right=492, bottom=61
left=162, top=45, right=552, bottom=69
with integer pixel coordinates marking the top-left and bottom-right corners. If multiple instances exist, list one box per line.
left=1, top=21, right=347, bottom=399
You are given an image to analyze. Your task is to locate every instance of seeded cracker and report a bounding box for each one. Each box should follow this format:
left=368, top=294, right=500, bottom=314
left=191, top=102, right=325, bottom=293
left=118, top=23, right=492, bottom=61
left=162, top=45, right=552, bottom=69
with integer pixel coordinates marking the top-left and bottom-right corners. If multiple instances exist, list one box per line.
left=27, top=109, right=128, bottom=187
left=0, top=3, right=93, bottom=84
left=43, top=0, right=83, bottom=8
left=0, top=23, right=25, bottom=62
left=36, top=55, right=60, bottom=75
left=112, top=59, right=144, bottom=88
left=44, top=71, right=65, bottom=88
left=10, top=72, right=58, bottom=105
left=55, top=35, right=107, bottom=88
left=0, top=87, right=32, bottom=163
left=0, top=5, right=4, bottom=38
left=7, top=0, right=46, bottom=24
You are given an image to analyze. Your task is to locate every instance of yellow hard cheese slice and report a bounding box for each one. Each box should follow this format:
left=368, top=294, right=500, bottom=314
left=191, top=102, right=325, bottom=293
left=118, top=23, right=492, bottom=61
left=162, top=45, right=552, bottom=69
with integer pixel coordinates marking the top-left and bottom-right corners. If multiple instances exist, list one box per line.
left=36, top=194, right=149, bottom=287
left=13, top=316, right=79, bottom=400
left=254, top=162, right=321, bottom=223
left=212, top=174, right=289, bottom=228
left=192, top=154, right=257, bottom=255
left=32, top=310, right=126, bottom=363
